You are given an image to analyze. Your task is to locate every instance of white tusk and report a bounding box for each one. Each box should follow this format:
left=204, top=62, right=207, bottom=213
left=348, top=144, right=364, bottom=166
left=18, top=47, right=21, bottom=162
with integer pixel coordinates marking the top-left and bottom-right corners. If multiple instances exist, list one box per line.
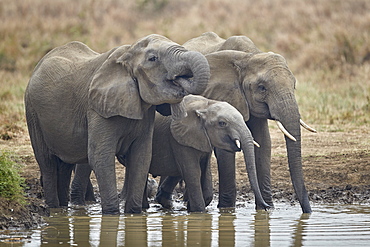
left=275, top=120, right=297, bottom=142
left=300, top=119, right=317, bottom=133
left=253, top=140, right=260, bottom=148
left=235, top=139, right=241, bottom=149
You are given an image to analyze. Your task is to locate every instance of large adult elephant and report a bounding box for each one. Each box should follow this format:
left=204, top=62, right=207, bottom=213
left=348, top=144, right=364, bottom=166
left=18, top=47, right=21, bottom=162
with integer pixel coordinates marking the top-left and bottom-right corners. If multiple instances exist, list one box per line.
left=25, top=34, right=210, bottom=214
left=159, top=32, right=315, bottom=213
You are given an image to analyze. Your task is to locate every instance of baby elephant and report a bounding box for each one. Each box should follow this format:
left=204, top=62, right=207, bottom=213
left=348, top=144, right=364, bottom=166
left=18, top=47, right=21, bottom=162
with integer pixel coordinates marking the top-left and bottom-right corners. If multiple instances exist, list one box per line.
left=72, top=95, right=268, bottom=212
left=125, top=95, right=267, bottom=212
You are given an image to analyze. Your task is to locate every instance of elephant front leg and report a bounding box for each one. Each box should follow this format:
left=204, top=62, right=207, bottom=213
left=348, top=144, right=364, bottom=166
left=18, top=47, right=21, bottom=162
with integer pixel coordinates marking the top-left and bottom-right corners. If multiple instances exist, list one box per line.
left=176, top=151, right=206, bottom=212
left=124, top=136, right=153, bottom=214
left=247, top=116, right=274, bottom=209
left=90, top=151, right=119, bottom=214
left=214, top=148, right=236, bottom=208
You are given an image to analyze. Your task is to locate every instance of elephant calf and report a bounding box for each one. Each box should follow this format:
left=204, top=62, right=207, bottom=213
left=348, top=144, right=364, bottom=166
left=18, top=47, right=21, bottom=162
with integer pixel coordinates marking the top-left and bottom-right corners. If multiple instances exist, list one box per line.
left=126, top=95, right=269, bottom=212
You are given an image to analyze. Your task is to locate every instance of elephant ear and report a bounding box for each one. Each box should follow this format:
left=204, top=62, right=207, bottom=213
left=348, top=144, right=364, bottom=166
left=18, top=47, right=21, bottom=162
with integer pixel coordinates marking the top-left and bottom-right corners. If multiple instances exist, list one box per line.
left=170, top=95, right=213, bottom=153
left=88, top=45, right=144, bottom=119
left=203, top=50, right=251, bottom=121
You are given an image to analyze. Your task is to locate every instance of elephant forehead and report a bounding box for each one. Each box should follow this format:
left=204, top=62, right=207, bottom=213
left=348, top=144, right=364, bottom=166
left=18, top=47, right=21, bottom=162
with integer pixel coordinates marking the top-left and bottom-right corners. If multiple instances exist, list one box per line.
left=262, top=67, right=296, bottom=87
left=208, top=102, right=243, bottom=118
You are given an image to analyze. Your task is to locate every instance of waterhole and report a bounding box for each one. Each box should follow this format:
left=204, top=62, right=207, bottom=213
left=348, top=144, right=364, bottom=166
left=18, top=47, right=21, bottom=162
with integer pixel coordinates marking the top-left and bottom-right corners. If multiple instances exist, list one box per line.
left=1, top=202, right=370, bottom=246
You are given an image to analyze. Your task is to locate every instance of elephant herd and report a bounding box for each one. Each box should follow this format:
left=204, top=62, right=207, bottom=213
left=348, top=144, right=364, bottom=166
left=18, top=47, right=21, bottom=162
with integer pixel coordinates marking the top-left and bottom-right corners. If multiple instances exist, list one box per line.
left=25, top=32, right=316, bottom=215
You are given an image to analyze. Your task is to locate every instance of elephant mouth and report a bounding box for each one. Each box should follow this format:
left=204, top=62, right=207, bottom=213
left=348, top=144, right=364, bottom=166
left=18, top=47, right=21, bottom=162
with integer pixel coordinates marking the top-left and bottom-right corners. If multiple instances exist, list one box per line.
left=167, top=73, right=195, bottom=93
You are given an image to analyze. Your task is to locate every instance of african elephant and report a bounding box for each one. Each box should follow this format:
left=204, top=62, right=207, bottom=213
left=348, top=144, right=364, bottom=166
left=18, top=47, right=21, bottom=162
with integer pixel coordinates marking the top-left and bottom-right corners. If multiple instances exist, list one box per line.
left=25, top=34, right=210, bottom=214
left=159, top=32, right=315, bottom=213
left=71, top=95, right=269, bottom=212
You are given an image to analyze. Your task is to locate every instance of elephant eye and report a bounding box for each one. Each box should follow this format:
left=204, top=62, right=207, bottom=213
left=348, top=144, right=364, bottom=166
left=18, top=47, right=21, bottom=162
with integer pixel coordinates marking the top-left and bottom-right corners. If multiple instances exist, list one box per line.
left=258, top=85, right=267, bottom=93
left=218, top=121, right=227, bottom=127
left=148, top=56, right=158, bottom=62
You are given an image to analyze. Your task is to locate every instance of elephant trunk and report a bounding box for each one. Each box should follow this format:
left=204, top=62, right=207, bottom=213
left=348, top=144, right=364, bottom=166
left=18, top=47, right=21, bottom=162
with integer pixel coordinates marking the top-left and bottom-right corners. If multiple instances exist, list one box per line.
left=240, top=127, right=270, bottom=210
left=168, top=49, right=210, bottom=95
left=271, top=95, right=312, bottom=213
left=282, top=117, right=312, bottom=213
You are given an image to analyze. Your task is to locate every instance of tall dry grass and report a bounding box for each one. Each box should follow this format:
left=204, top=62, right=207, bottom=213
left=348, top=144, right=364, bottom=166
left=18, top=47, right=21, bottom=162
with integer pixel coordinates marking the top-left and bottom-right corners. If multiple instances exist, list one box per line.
left=0, top=0, right=369, bottom=139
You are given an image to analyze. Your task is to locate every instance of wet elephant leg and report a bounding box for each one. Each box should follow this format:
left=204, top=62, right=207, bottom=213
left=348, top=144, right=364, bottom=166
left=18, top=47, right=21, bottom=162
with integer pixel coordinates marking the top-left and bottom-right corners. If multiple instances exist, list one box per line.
left=85, top=178, right=96, bottom=202
left=71, top=163, right=94, bottom=205
left=214, top=148, right=236, bottom=208
left=201, top=156, right=213, bottom=207
left=57, top=161, right=74, bottom=207
left=155, top=176, right=182, bottom=209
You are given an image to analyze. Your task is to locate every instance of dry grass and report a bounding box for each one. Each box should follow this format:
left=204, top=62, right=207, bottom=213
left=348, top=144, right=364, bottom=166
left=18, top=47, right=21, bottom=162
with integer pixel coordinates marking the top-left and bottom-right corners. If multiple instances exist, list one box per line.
left=1, top=0, right=369, bottom=139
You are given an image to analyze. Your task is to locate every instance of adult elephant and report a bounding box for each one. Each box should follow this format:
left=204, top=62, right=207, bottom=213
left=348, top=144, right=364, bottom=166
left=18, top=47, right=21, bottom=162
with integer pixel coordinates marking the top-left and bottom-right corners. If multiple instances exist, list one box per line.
left=25, top=34, right=210, bottom=214
left=159, top=32, right=315, bottom=213
left=71, top=95, right=269, bottom=212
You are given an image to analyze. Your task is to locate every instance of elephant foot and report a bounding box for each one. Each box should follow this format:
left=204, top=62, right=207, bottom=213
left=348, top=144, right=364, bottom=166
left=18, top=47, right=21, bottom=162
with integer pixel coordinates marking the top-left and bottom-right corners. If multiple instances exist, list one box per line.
left=217, top=194, right=236, bottom=208
left=124, top=206, right=142, bottom=214
left=155, top=189, right=172, bottom=209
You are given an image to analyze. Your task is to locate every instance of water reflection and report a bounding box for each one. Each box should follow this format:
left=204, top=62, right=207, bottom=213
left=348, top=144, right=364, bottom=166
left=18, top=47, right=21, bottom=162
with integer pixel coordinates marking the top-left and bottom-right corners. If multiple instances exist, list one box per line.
left=2, top=203, right=370, bottom=246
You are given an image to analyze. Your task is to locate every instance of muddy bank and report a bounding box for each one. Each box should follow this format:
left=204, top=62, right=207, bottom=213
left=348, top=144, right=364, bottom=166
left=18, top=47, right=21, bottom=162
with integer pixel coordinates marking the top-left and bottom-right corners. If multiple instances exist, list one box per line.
left=0, top=124, right=369, bottom=229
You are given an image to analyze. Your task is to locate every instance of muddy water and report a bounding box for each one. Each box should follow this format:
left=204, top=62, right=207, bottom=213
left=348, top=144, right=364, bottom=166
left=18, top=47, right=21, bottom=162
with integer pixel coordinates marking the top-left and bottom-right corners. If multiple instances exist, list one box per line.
left=2, top=202, right=370, bottom=246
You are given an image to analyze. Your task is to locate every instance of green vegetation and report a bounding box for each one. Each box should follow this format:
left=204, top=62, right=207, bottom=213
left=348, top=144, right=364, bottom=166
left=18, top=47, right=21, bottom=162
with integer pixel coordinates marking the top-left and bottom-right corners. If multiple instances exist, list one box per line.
left=0, top=152, right=26, bottom=204
left=0, top=0, right=369, bottom=139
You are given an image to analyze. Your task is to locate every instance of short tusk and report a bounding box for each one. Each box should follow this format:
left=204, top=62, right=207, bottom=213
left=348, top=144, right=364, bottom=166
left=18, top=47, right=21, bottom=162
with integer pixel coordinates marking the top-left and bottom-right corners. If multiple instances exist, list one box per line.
left=300, top=119, right=317, bottom=133
left=235, top=139, right=241, bottom=149
left=275, top=120, right=297, bottom=142
left=253, top=140, right=260, bottom=148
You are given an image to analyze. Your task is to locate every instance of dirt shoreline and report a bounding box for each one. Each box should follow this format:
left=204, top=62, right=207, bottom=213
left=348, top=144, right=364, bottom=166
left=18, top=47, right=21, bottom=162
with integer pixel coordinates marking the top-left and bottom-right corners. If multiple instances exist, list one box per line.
left=0, top=124, right=369, bottom=229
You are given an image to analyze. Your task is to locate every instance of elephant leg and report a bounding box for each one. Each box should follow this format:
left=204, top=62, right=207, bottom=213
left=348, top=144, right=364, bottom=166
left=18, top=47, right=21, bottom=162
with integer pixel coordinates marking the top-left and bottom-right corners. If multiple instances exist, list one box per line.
left=124, top=134, right=154, bottom=214
left=38, top=154, right=60, bottom=208
left=57, top=161, right=74, bottom=207
left=121, top=172, right=153, bottom=209
left=155, top=176, right=182, bottom=209
left=247, top=116, right=274, bottom=208
left=71, top=163, right=94, bottom=205
left=119, top=170, right=128, bottom=201
left=176, top=150, right=205, bottom=212
left=214, top=147, right=236, bottom=208
left=200, top=155, right=213, bottom=207
left=142, top=178, right=150, bottom=209
left=85, top=178, right=96, bottom=202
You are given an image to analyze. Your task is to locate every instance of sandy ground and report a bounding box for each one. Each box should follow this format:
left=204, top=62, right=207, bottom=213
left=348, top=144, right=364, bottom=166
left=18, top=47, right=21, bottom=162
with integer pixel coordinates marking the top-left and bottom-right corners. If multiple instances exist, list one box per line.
left=0, top=122, right=369, bottom=229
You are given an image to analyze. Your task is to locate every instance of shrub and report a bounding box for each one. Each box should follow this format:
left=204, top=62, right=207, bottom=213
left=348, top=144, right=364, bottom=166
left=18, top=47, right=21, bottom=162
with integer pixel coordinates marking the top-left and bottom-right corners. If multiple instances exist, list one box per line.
left=0, top=152, right=26, bottom=204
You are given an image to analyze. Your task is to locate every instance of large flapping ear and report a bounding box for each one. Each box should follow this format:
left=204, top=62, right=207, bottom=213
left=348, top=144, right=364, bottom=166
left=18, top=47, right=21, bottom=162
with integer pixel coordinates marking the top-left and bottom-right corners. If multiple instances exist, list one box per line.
left=89, top=45, right=144, bottom=119
left=170, top=95, right=213, bottom=153
left=203, top=50, right=251, bottom=121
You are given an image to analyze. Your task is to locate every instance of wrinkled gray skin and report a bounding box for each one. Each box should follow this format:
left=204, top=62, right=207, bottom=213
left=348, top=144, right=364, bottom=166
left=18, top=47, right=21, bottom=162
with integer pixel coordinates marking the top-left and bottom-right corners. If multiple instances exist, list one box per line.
left=72, top=95, right=269, bottom=212
left=25, top=34, right=210, bottom=214
left=160, top=32, right=312, bottom=213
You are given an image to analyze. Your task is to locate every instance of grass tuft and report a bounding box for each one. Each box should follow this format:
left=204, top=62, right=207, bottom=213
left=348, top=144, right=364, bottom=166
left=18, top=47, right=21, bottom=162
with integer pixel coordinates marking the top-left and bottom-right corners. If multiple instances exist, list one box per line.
left=0, top=152, right=26, bottom=204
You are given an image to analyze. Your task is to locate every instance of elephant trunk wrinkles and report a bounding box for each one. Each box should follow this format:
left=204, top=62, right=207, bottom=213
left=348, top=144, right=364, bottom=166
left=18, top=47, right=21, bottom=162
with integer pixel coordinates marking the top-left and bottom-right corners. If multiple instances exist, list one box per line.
left=240, top=130, right=270, bottom=210
left=272, top=95, right=312, bottom=213
left=173, top=50, right=210, bottom=95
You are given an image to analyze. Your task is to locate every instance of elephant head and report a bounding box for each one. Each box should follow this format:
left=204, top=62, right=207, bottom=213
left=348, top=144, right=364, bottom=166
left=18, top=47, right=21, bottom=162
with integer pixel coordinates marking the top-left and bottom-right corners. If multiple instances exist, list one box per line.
left=89, top=34, right=210, bottom=120
left=203, top=50, right=314, bottom=213
left=169, top=95, right=270, bottom=210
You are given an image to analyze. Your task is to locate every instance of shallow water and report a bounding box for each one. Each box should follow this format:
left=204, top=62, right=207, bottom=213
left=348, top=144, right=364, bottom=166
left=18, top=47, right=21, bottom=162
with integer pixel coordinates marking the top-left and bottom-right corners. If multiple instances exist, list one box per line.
left=1, top=202, right=370, bottom=246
